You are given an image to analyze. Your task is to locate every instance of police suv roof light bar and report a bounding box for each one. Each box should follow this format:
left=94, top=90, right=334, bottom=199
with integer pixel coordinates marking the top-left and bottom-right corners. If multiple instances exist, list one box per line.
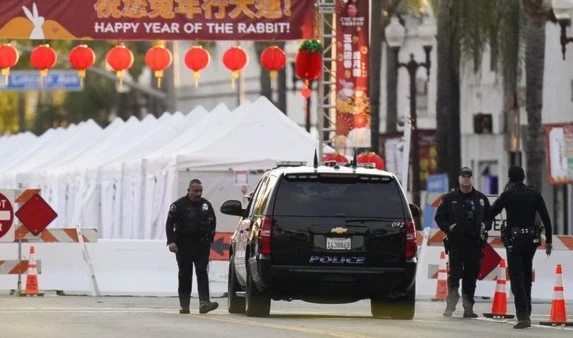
left=276, top=161, right=307, bottom=168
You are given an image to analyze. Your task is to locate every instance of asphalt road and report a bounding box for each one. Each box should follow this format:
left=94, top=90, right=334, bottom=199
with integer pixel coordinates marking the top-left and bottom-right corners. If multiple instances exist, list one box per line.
left=0, top=294, right=572, bottom=338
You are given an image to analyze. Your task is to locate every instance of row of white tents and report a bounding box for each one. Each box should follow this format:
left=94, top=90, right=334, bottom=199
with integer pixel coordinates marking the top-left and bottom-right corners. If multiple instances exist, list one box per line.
left=0, top=97, right=329, bottom=239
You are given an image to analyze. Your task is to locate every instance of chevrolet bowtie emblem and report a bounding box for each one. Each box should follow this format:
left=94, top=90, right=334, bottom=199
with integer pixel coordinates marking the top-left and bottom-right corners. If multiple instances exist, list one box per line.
left=330, top=227, right=348, bottom=234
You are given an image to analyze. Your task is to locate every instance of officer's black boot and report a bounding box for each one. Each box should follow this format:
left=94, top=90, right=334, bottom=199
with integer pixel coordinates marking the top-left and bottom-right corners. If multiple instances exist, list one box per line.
left=199, top=300, right=219, bottom=314
left=179, top=294, right=190, bottom=314
left=513, top=319, right=531, bottom=329
left=462, top=294, right=478, bottom=318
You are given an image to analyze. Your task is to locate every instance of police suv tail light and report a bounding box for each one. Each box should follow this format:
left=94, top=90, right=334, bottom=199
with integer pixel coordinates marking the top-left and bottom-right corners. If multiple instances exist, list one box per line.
left=259, top=216, right=272, bottom=255
left=405, top=218, right=417, bottom=260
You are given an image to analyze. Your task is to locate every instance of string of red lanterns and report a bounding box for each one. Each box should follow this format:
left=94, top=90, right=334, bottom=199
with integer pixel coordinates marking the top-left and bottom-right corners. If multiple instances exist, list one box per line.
left=0, top=43, right=298, bottom=90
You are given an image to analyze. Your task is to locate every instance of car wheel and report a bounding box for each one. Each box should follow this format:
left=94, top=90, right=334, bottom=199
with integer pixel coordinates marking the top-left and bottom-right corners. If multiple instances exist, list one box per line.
left=371, top=284, right=416, bottom=320
left=227, top=258, right=246, bottom=314
left=245, top=267, right=271, bottom=317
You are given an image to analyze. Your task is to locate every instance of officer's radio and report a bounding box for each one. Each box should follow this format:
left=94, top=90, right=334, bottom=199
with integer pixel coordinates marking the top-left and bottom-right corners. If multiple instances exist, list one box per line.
left=463, top=199, right=476, bottom=220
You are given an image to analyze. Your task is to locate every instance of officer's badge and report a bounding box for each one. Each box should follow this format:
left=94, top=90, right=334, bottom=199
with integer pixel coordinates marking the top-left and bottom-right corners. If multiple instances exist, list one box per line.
left=169, top=204, right=176, bottom=212
left=202, top=203, right=209, bottom=211
left=480, top=199, right=484, bottom=206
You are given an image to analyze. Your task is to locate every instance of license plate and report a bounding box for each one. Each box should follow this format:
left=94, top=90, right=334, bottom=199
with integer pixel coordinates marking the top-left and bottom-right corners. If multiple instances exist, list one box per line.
left=326, top=237, right=351, bottom=250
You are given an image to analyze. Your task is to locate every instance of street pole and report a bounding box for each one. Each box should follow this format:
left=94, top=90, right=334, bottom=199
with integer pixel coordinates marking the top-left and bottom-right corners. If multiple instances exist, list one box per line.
left=396, top=46, right=431, bottom=209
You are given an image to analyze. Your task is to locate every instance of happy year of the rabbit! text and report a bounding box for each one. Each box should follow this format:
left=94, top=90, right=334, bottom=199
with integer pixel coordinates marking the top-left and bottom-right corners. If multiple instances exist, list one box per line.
left=93, top=21, right=290, bottom=34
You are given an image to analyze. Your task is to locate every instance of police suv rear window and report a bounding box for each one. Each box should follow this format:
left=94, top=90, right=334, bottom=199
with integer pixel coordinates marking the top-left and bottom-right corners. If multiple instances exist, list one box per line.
left=273, top=174, right=405, bottom=218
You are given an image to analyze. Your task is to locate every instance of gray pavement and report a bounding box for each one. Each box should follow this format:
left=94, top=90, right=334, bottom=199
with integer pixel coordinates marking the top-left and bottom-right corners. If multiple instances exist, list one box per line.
left=0, top=294, right=572, bottom=338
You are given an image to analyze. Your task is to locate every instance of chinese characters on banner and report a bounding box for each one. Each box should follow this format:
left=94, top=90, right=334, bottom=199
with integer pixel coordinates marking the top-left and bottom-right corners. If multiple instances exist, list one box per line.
left=545, top=123, right=573, bottom=184
left=334, top=0, right=370, bottom=150
left=0, top=0, right=314, bottom=41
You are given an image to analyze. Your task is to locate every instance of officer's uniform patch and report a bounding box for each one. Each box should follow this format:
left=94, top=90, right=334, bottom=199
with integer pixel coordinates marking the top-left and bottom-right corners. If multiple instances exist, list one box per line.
left=480, top=199, right=484, bottom=206
left=202, top=203, right=209, bottom=211
left=170, top=204, right=177, bottom=212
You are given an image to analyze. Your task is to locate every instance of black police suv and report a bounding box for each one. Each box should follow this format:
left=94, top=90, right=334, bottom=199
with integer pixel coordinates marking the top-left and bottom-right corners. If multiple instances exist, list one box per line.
left=220, top=161, right=420, bottom=319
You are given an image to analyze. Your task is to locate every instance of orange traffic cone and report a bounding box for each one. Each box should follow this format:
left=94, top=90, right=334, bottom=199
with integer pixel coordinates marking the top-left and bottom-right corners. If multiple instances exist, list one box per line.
left=20, top=246, right=44, bottom=297
left=432, top=251, right=448, bottom=301
left=540, top=264, right=573, bottom=326
left=483, top=259, right=514, bottom=319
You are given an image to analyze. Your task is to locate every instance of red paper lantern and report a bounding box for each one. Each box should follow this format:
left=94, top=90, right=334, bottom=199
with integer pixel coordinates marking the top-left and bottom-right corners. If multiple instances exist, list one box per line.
left=323, top=153, right=349, bottom=164
left=357, top=152, right=385, bottom=170
left=222, top=46, right=248, bottom=87
left=0, top=43, right=19, bottom=85
left=106, top=43, right=134, bottom=89
left=30, top=44, right=57, bottom=78
left=68, top=44, right=96, bottom=82
left=295, top=49, right=322, bottom=82
left=260, top=45, right=286, bottom=83
left=184, top=46, right=210, bottom=87
left=145, top=43, right=173, bottom=88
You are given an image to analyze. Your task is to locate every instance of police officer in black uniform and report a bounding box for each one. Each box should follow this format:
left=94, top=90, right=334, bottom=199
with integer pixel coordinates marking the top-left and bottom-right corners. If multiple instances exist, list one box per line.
left=435, top=167, right=491, bottom=318
left=166, top=179, right=219, bottom=314
left=487, top=165, right=553, bottom=329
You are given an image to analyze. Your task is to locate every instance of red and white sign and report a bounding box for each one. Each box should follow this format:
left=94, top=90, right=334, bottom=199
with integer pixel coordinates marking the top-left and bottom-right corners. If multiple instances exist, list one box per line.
left=15, top=193, right=58, bottom=236
left=0, top=190, right=15, bottom=242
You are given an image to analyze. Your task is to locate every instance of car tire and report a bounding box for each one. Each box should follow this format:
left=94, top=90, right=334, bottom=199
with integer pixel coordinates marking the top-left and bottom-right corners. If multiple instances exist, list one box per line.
left=227, top=258, right=246, bottom=314
left=371, top=283, right=416, bottom=320
left=245, top=267, right=271, bottom=317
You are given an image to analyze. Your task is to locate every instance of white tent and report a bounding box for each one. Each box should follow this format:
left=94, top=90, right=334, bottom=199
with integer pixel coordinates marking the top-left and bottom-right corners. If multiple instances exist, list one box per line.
left=0, top=132, right=37, bottom=161
left=141, top=96, right=333, bottom=236
left=0, top=97, right=330, bottom=239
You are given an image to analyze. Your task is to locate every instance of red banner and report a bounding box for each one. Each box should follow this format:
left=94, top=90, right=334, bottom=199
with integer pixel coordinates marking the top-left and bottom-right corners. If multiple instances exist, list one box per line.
left=0, top=0, right=314, bottom=41
left=334, top=0, right=370, bottom=150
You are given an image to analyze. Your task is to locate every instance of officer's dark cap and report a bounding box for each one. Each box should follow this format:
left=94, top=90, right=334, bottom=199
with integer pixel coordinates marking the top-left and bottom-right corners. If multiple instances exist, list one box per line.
left=459, top=167, right=473, bottom=177
left=508, top=165, right=525, bottom=182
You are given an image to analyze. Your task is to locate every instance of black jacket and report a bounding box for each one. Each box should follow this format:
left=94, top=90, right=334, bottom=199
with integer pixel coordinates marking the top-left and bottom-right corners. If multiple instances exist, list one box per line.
left=487, top=182, right=552, bottom=244
left=165, top=196, right=216, bottom=245
left=434, top=188, right=491, bottom=245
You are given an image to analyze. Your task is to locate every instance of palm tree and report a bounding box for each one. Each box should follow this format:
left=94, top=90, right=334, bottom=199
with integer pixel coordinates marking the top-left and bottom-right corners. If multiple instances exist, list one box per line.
left=433, top=0, right=534, bottom=188
left=521, top=0, right=553, bottom=191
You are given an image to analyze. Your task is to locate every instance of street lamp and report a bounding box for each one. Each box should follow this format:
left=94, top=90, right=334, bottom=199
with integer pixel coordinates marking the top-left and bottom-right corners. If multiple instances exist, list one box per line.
left=552, top=0, right=573, bottom=59
left=385, top=15, right=436, bottom=209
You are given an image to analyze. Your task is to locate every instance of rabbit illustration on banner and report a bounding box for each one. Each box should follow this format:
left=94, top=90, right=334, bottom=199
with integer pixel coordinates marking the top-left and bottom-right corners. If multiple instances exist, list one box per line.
left=22, top=3, right=45, bottom=40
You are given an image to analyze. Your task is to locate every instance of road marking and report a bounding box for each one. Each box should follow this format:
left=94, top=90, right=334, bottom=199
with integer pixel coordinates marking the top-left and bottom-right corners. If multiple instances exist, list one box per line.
left=198, top=315, right=375, bottom=338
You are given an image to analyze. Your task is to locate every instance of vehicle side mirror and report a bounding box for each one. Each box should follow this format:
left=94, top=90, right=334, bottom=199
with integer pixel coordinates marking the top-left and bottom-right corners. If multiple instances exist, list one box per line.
left=220, top=200, right=245, bottom=217
left=409, top=203, right=421, bottom=218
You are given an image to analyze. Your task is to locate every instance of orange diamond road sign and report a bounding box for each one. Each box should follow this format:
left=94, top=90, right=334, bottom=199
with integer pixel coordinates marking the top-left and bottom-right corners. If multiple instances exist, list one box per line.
left=15, top=193, right=58, bottom=236
left=210, top=232, right=232, bottom=261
